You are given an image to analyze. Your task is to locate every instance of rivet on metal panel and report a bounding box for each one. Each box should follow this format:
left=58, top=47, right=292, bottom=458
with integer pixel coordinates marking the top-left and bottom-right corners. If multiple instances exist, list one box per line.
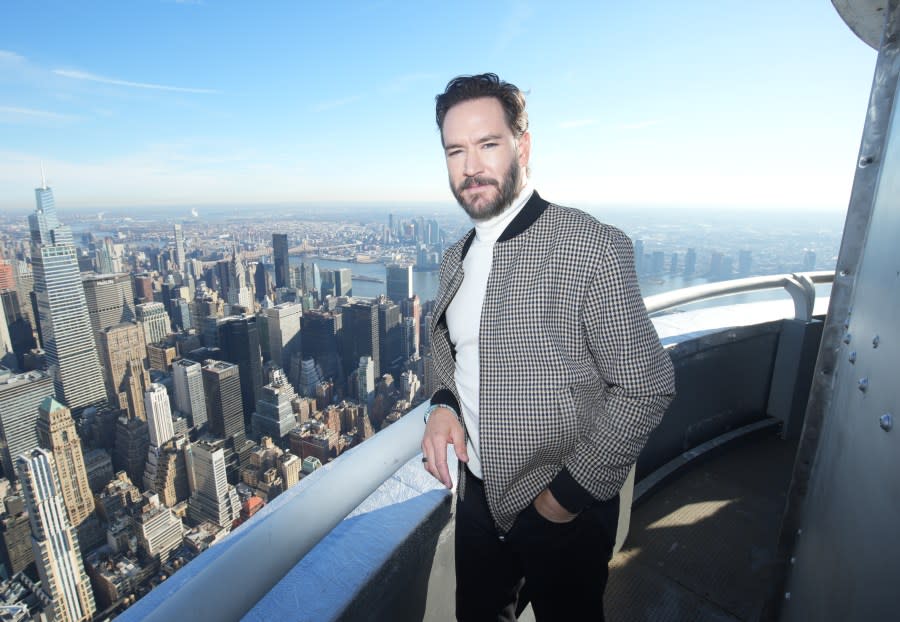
left=859, top=155, right=875, bottom=167
left=872, top=335, right=880, bottom=348
left=849, top=351, right=857, bottom=364
left=880, top=414, right=893, bottom=432
left=858, top=378, right=869, bottom=392
left=796, top=528, right=802, bottom=536
left=840, top=269, right=850, bottom=277
left=843, top=333, right=852, bottom=345
left=785, top=592, right=792, bottom=600
left=790, top=557, right=796, bottom=565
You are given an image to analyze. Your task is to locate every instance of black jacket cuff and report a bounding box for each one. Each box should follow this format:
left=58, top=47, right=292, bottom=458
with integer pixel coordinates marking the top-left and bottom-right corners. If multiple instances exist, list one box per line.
left=430, top=389, right=461, bottom=416
left=548, top=467, right=595, bottom=514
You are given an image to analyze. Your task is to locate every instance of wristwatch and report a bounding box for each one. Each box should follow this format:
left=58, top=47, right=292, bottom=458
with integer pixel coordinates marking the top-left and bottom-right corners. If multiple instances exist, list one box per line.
left=424, top=402, right=459, bottom=423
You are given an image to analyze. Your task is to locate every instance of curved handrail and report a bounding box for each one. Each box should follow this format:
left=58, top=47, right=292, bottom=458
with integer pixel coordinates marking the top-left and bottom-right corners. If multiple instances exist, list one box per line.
left=118, top=408, right=429, bottom=622
left=644, top=270, right=834, bottom=321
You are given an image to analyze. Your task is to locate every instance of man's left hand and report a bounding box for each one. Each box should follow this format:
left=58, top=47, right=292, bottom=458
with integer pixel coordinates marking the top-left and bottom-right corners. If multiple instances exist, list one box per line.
left=533, top=488, right=578, bottom=523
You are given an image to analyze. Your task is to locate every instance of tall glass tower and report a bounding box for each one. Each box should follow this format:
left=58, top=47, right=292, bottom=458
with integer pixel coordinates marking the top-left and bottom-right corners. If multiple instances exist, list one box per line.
left=173, top=223, right=186, bottom=270
left=272, top=233, right=289, bottom=289
left=29, top=182, right=107, bottom=412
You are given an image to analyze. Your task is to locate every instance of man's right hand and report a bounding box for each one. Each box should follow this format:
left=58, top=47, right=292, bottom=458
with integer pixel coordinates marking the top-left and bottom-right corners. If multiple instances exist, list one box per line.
left=421, top=407, right=468, bottom=489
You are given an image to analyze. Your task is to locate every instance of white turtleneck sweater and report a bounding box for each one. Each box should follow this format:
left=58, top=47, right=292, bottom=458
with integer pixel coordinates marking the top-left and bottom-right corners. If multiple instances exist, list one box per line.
left=446, top=182, right=534, bottom=479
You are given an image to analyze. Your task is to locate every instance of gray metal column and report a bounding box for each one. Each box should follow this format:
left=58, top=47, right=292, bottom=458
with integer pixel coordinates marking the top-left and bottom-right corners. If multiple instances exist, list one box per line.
left=768, top=2, right=900, bottom=619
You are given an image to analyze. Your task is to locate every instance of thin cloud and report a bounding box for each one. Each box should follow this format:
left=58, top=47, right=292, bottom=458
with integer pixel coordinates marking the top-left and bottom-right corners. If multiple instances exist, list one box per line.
left=0, top=50, right=27, bottom=64
left=560, top=119, right=600, bottom=130
left=53, top=69, right=220, bottom=94
left=0, top=106, right=78, bottom=123
left=313, top=94, right=362, bottom=112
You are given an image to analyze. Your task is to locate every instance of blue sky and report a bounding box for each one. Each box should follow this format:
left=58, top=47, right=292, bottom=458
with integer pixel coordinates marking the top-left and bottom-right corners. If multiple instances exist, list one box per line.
left=0, top=1, right=877, bottom=212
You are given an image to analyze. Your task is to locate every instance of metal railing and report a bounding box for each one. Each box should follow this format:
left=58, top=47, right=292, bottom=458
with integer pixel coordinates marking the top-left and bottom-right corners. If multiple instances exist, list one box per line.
left=119, top=407, right=428, bottom=622
left=644, top=270, right=833, bottom=319
left=120, top=270, right=835, bottom=621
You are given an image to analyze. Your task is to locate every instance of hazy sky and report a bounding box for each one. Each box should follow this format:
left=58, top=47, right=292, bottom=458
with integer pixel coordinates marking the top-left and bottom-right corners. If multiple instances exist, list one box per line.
left=0, top=1, right=877, bottom=212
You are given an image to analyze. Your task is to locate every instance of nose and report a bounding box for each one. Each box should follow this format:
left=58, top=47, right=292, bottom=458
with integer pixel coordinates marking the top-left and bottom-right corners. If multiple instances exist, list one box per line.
left=463, top=148, right=483, bottom=178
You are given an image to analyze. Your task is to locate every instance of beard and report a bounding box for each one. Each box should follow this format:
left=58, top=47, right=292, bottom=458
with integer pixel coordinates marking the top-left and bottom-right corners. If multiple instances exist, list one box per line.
left=450, top=157, right=522, bottom=221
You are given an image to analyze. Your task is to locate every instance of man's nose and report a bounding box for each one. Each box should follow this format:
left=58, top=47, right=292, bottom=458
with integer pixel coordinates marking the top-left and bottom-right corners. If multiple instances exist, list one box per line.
left=463, top=149, right=483, bottom=177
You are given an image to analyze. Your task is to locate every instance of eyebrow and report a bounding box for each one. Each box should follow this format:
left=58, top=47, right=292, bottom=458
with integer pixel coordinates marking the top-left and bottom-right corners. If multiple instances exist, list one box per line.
left=443, top=134, right=505, bottom=152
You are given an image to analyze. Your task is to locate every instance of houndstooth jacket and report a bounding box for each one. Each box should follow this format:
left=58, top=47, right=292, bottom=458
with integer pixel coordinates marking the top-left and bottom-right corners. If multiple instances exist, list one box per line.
left=430, top=191, right=675, bottom=534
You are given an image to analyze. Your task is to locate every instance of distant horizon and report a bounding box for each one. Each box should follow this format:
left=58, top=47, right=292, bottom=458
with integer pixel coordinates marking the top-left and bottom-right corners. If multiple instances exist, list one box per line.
left=1, top=195, right=853, bottom=218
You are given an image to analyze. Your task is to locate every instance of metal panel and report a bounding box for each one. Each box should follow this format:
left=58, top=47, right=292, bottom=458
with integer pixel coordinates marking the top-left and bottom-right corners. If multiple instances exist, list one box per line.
left=766, top=319, right=825, bottom=440
left=639, top=322, right=782, bottom=479
left=776, top=2, right=900, bottom=618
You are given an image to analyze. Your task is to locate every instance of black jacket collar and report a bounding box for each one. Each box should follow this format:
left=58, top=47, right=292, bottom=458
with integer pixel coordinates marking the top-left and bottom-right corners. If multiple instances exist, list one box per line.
left=460, top=190, right=549, bottom=259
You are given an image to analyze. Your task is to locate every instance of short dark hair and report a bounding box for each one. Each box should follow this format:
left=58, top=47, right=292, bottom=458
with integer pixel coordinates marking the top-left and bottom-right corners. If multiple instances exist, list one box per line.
left=435, top=73, right=528, bottom=141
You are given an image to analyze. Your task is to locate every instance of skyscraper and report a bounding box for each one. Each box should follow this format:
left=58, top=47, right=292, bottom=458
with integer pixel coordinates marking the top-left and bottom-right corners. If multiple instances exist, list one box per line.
left=135, top=301, right=170, bottom=345
left=803, top=249, right=817, bottom=271
left=378, top=299, right=402, bottom=377
left=145, top=383, right=174, bottom=449
left=0, top=494, right=35, bottom=576
left=29, top=182, right=106, bottom=412
left=319, top=270, right=336, bottom=298
left=0, top=304, right=14, bottom=369
left=202, top=359, right=246, bottom=477
left=173, top=224, right=186, bottom=270
left=132, top=273, right=154, bottom=304
left=400, top=294, right=421, bottom=360
left=81, top=273, right=135, bottom=353
left=633, top=239, right=645, bottom=275
left=0, top=368, right=52, bottom=481
left=402, top=316, right=419, bottom=361
left=113, top=415, right=149, bottom=487
left=98, top=322, right=150, bottom=420
left=16, top=448, right=96, bottom=622
left=93, top=237, right=123, bottom=274
left=226, top=247, right=253, bottom=310
left=1, top=287, right=37, bottom=368
left=386, top=263, right=413, bottom=304
left=334, top=268, right=352, bottom=298
left=272, top=233, right=289, bottom=289
left=36, top=398, right=96, bottom=541
left=265, top=302, right=302, bottom=372
left=253, top=262, right=270, bottom=303
left=143, top=435, right=191, bottom=507
left=342, top=302, right=380, bottom=380
left=684, top=248, right=697, bottom=277
left=135, top=492, right=184, bottom=563
left=251, top=369, right=297, bottom=443
left=219, top=315, right=263, bottom=425
left=301, top=309, right=342, bottom=383
left=172, top=359, right=208, bottom=430
left=357, top=356, right=375, bottom=407
left=187, top=439, right=241, bottom=528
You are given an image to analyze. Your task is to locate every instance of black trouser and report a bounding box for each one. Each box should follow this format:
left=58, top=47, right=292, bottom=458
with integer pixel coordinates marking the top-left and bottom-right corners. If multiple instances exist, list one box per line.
left=455, top=467, right=619, bottom=622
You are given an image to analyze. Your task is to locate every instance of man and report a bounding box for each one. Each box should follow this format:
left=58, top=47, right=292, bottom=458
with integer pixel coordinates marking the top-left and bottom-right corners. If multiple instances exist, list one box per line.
left=421, top=73, right=676, bottom=621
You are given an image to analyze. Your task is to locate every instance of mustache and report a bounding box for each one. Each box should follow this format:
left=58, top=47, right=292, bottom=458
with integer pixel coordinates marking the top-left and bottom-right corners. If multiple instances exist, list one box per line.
left=459, top=176, right=499, bottom=190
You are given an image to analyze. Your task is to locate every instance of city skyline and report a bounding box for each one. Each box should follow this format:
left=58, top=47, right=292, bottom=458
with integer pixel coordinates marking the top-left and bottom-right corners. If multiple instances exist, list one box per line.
left=0, top=2, right=877, bottom=212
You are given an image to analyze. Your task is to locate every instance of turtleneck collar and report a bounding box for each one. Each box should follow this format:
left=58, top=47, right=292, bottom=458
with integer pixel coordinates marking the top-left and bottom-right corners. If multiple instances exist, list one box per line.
left=472, top=181, right=534, bottom=244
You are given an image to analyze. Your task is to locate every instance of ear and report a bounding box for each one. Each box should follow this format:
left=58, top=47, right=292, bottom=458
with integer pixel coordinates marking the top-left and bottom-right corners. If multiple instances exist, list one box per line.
left=517, top=131, right=532, bottom=169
